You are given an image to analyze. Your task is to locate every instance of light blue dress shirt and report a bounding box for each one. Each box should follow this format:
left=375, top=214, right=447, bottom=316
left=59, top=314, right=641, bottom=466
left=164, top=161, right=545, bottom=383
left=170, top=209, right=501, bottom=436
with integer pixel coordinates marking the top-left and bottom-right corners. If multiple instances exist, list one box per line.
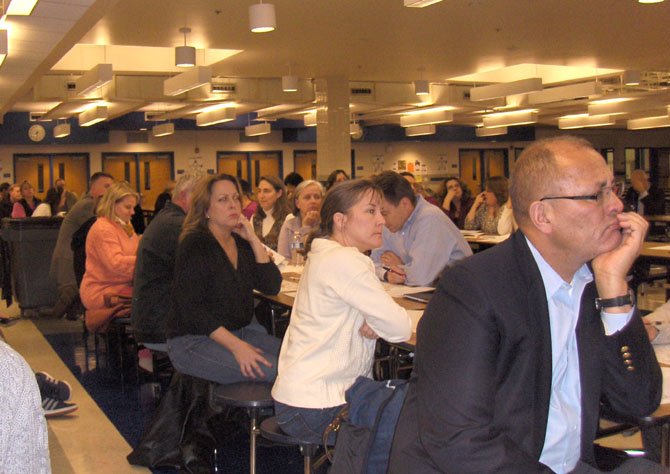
left=526, top=239, right=633, bottom=473
left=371, top=196, right=472, bottom=286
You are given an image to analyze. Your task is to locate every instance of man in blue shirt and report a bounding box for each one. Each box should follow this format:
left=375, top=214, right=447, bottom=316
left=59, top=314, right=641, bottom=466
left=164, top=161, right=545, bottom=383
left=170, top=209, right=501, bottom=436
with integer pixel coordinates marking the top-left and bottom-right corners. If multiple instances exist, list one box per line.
left=390, top=136, right=664, bottom=473
left=371, top=171, right=471, bottom=287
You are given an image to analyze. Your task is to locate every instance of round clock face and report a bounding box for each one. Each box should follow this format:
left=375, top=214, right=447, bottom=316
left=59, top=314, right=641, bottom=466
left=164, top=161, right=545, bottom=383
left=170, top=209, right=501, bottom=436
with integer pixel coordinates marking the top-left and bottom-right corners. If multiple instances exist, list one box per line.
left=28, top=124, right=46, bottom=142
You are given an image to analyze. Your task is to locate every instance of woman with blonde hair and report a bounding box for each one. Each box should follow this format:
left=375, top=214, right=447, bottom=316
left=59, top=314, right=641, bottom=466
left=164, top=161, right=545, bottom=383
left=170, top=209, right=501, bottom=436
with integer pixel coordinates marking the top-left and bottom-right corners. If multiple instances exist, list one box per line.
left=277, top=179, right=324, bottom=260
left=166, top=174, right=282, bottom=384
left=80, top=181, right=140, bottom=332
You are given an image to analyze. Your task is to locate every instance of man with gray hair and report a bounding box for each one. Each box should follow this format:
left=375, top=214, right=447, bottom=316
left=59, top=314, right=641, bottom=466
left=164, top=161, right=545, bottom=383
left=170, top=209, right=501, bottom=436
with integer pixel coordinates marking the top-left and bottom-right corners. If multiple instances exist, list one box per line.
left=390, top=136, right=664, bottom=473
left=131, top=173, right=203, bottom=349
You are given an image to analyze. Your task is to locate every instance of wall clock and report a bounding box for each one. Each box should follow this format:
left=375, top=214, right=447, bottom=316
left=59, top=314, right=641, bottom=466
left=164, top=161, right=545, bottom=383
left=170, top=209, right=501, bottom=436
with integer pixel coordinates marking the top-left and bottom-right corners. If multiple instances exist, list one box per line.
left=28, top=124, right=46, bottom=142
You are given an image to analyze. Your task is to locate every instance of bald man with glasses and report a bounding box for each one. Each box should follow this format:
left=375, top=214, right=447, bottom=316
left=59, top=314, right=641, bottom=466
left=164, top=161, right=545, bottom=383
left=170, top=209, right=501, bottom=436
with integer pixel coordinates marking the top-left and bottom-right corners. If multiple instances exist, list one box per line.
left=390, top=136, right=664, bottom=474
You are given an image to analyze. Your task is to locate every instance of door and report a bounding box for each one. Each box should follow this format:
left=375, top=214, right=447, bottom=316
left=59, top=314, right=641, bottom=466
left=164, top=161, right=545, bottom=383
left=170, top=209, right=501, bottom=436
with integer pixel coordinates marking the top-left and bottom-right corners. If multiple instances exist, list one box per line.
left=217, top=152, right=249, bottom=181
left=294, top=151, right=317, bottom=180
left=139, top=153, right=173, bottom=210
left=51, top=154, right=89, bottom=198
left=484, top=149, right=506, bottom=179
left=103, top=153, right=138, bottom=187
left=250, top=151, right=282, bottom=186
left=459, top=150, right=481, bottom=195
left=15, top=155, right=51, bottom=198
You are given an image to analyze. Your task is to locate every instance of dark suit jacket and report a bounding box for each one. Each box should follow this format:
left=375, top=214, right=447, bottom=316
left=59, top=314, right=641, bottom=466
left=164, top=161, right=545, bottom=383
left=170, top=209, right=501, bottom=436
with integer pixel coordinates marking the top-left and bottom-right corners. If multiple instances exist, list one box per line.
left=623, top=186, right=665, bottom=216
left=389, top=231, right=662, bottom=473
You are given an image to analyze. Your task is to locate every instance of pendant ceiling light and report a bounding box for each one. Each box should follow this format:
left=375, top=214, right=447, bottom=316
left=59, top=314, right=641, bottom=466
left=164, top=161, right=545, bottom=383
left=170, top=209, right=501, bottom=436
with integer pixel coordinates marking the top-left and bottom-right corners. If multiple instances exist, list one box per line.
left=175, top=27, right=195, bottom=67
left=249, top=2, right=276, bottom=33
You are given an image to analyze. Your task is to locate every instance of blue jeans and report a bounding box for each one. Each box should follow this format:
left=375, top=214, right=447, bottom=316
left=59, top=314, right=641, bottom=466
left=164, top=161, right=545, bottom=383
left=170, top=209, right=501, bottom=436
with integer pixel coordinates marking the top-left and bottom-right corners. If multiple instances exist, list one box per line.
left=167, top=322, right=281, bottom=384
left=274, top=401, right=345, bottom=445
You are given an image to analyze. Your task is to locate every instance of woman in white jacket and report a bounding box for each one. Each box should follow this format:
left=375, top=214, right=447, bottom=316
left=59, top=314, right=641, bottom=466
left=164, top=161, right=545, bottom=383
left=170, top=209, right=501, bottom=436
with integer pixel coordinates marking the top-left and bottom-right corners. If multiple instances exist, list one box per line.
left=271, top=179, right=412, bottom=444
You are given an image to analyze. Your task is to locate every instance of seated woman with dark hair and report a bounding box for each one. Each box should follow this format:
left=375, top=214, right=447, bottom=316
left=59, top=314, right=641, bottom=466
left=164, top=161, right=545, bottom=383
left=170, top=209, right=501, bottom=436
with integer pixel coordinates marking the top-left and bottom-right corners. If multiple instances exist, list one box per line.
left=325, top=169, right=349, bottom=190
left=464, top=175, right=509, bottom=235
left=277, top=180, right=324, bottom=261
left=272, top=179, right=412, bottom=444
left=166, top=174, right=282, bottom=384
left=251, top=175, right=292, bottom=251
left=440, top=177, right=474, bottom=229
left=80, top=181, right=140, bottom=332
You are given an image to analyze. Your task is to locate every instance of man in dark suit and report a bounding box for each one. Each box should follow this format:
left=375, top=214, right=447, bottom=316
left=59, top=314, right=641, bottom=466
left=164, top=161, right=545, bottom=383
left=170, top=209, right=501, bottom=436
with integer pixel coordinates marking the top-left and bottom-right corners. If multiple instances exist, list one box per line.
left=389, top=136, right=664, bottom=473
left=624, top=169, right=665, bottom=216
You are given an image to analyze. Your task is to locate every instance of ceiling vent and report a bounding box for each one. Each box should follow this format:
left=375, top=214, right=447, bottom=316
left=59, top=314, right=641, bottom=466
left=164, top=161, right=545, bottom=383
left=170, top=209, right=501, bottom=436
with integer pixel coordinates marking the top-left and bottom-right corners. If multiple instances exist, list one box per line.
left=350, top=87, right=373, bottom=96
left=211, top=83, right=237, bottom=94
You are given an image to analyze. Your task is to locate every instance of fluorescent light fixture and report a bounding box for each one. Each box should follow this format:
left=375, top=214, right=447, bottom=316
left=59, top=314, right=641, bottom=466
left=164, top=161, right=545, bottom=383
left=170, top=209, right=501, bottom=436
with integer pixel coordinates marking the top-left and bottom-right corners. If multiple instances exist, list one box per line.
left=175, top=27, right=195, bottom=67
left=405, top=124, right=436, bottom=136
left=400, top=110, right=453, bottom=127
left=53, top=123, right=70, bottom=138
left=196, top=107, right=236, bottom=126
left=482, top=110, right=538, bottom=127
left=639, top=0, right=664, bottom=3
left=6, top=0, right=38, bottom=15
left=282, top=75, right=298, bottom=92
left=245, top=122, right=271, bottom=136
left=623, top=70, right=640, bottom=85
left=0, top=30, right=7, bottom=67
left=627, top=115, right=670, bottom=130
left=75, top=64, right=113, bottom=97
left=404, top=0, right=443, bottom=7
left=528, top=82, right=602, bottom=105
left=152, top=122, right=175, bottom=137
left=414, top=80, right=430, bottom=96
left=164, top=66, right=211, bottom=96
left=249, top=2, right=276, bottom=33
left=470, top=78, right=543, bottom=101
left=587, top=98, right=651, bottom=116
left=304, top=113, right=317, bottom=127
left=558, top=114, right=615, bottom=129
left=78, top=106, right=107, bottom=127
left=476, top=126, right=507, bottom=137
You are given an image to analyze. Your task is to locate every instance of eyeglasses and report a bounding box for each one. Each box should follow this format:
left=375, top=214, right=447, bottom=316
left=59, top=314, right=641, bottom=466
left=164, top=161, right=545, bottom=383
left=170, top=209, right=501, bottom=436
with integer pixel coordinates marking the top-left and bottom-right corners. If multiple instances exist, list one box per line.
left=540, top=184, right=619, bottom=204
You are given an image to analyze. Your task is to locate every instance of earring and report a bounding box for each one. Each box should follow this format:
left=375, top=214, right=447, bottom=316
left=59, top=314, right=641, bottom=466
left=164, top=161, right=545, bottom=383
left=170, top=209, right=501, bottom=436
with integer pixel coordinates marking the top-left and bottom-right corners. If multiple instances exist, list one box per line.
left=206, top=214, right=210, bottom=219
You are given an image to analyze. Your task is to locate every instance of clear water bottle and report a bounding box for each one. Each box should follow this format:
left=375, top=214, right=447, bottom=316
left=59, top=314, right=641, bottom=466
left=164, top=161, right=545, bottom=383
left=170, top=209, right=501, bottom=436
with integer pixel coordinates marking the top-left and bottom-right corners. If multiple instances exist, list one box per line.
left=290, top=230, right=304, bottom=266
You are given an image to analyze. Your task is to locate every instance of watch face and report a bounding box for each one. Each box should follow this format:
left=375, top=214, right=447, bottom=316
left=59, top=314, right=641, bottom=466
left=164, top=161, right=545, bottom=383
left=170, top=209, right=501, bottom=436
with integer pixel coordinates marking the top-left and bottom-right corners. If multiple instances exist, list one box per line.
left=28, top=124, right=46, bottom=142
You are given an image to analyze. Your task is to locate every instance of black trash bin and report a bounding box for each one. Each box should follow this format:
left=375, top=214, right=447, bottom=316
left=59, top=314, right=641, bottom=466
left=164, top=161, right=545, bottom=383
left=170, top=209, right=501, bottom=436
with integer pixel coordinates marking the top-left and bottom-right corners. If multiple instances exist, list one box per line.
left=1, top=217, right=63, bottom=317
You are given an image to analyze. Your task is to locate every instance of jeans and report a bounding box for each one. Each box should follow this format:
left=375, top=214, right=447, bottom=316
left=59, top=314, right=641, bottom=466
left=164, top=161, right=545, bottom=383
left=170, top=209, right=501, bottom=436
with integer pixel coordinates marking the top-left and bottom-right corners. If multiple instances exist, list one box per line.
left=167, top=322, right=281, bottom=384
left=274, top=401, right=345, bottom=445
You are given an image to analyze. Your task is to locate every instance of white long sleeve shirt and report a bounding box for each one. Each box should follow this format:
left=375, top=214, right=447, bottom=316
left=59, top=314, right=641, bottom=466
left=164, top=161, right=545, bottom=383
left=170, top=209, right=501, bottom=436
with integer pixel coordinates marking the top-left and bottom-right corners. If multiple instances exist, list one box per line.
left=272, top=238, right=412, bottom=408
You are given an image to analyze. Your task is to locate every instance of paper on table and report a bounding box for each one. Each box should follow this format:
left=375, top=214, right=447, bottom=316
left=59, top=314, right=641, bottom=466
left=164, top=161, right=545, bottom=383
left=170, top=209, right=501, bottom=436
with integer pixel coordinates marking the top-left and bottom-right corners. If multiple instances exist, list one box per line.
left=381, top=282, right=435, bottom=298
left=460, top=230, right=483, bottom=237
left=649, top=245, right=670, bottom=251
left=407, top=310, right=423, bottom=333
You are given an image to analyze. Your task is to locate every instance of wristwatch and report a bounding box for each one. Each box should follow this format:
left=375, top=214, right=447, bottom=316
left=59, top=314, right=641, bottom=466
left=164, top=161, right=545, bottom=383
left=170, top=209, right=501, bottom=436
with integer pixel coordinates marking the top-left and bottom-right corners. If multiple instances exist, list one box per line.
left=595, top=288, right=635, bottom=311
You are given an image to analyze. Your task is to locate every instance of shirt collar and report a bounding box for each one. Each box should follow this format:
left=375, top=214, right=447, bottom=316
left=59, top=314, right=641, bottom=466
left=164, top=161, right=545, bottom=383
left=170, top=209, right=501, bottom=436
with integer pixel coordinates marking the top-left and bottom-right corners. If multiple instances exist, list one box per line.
left=525, top=237, right=593, bottom=300
left=399, top=195, right=425, bottom=233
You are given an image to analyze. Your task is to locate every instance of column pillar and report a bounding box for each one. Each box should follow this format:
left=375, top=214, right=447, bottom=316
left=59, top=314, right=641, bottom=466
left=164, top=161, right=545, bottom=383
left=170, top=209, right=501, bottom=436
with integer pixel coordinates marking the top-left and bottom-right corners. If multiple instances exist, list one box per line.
left=314, top=77, right=350, bottom=181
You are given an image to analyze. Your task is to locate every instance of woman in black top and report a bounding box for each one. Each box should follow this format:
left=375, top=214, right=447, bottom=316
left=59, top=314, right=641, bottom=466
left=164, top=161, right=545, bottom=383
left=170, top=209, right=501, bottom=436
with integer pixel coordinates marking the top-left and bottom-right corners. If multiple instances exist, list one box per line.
left=166, top=174, right=282, bottom=383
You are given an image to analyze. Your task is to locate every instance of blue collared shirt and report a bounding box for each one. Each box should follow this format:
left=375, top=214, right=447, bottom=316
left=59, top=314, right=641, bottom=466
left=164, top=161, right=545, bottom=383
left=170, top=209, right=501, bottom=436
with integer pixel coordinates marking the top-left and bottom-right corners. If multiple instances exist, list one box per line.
left=371, top=196, right=472, bottom=286
left=527, top=239, right=632, bottom=473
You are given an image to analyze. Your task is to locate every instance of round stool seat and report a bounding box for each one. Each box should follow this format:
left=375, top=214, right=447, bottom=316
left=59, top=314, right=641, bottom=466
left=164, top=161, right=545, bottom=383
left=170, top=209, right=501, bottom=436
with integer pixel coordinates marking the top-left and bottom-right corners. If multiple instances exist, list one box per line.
left=260, top=417, right=319, bottom=449
left=213, top=381, right=274, bottom=409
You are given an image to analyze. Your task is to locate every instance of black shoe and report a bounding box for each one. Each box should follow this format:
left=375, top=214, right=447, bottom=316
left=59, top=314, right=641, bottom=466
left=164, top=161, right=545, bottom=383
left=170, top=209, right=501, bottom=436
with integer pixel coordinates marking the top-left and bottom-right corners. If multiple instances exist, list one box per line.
left=35, top=371, right=72, bottom=401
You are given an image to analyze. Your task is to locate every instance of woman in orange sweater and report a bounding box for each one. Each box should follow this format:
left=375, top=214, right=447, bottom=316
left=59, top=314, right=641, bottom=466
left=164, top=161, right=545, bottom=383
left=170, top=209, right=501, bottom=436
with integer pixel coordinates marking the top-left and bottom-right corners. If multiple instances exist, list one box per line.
left=80, top=181, right=140, bottom=332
